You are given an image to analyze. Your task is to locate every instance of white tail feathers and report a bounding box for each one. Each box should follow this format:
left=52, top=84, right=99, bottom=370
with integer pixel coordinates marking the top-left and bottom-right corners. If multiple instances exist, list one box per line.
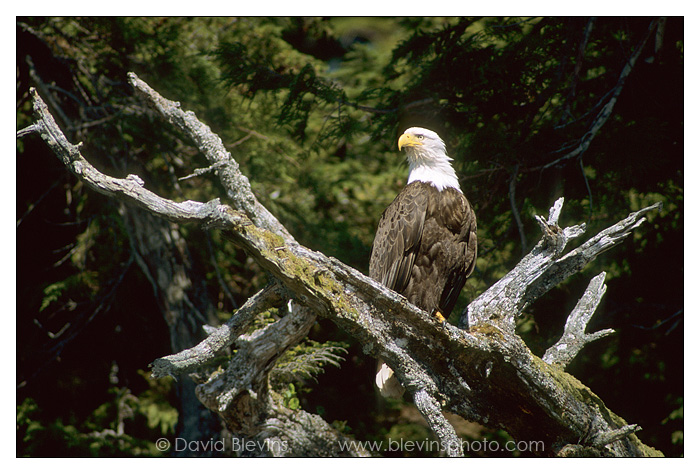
left=375, top=359, right=405, bottom=398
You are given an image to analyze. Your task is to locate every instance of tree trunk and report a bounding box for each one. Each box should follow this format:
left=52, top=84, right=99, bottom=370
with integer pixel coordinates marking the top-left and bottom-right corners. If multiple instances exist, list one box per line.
left=119, top=205, right=222, bottom=455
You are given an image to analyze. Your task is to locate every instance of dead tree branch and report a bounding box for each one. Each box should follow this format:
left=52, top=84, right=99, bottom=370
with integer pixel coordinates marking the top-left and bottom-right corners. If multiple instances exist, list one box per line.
left=150, top=283, right=287, bottom=379
left=21, top=81, right=664, bottom=457
left=461, top=197, right=662, bottom=332
left=543, top=272, right=615, bottom=367
left=127, top=72, right=297, bottom=245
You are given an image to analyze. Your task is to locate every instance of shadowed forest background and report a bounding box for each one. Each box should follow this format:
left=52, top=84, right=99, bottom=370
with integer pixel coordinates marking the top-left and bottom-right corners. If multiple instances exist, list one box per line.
left=17, top=17, right=683, bottom=457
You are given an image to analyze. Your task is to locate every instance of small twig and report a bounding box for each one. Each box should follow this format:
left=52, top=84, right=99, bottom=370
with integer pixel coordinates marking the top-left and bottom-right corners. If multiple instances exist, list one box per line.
left=591, top=424, right=641, bottom=449
left=579, top=156, right=594, bottom=221
left=547, top=197, right=565, bottom=225
left=179, top=160, right=230, bottom=181
left=16, top=123, right=40, bottom=138
left=509, top=165, right=528, bottom=257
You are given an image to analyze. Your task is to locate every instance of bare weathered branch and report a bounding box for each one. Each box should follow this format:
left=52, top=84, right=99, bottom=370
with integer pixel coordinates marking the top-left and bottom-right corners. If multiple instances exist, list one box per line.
left=462, top=197, right=662, bottom=333
left=193, top=300, right=369, bottom=456
left=150, top=283, right=287, bottom=379
left=524, top=200, right=662, bottom=306
left=26, top=85, right=370, bottom=456
left=197, top=301, right=316, bottom=414
left=127, top=72, right=297, bottom=245
left=461, top=197, right=581, bottom=330
left=591, top=424, right=642, bottom=449
left=413, top=389, right=463, bottom=457
left=24, top=82, right=664, bottom=457
left=543, top=272, right=615, bottom=367
left=28, top=88, right=222, bottom=223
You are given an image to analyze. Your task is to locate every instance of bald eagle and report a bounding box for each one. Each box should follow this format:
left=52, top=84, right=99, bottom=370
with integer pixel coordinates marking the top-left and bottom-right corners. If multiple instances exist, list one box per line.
left=370, top=127, right=477, bottom=398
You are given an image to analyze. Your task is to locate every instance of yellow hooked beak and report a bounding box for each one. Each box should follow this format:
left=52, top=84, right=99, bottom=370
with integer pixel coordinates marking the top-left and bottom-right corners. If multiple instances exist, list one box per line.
left=398, top=133, right=422, bottom=151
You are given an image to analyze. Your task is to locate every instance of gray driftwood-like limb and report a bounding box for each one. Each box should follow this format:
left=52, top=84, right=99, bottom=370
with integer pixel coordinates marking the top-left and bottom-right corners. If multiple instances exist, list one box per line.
left=461, top=197, right=582, bottom=330
left=24, top=84, right=664, bottom=457
left=28, top=88, right=221, bottom=223
left=591, top=423, right=642, bottom=449
left=26, top=86, right=369, bottom=456
left=127, top=72, right=297, bottom=245
left=126, top=77, right=364, bottom=451
left=413, top=389, right=463, bottom=457
left=178, top=160, right=230, bottom=181
left=150, top=283, right=286, bottom=379
left=543, top=272, right=615, bottom=367
left=461, top=197, right=663, bottom=332
left=524, top=201, right=662, bottom=305
left=195, top=301, right=368, bottom=457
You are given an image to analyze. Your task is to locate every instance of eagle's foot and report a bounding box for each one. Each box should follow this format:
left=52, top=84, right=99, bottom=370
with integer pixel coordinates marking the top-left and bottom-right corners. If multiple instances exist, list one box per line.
left=435, top=311, right=447, bottom=327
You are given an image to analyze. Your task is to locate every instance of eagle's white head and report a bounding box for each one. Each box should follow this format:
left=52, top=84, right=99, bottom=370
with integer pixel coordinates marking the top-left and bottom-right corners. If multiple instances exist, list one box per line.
left=398, top=127, right=462, bottom=193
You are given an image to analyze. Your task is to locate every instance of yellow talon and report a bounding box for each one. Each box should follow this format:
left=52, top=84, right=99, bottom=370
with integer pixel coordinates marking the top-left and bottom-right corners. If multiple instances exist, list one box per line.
left=435, top=311, right=446, bottom=323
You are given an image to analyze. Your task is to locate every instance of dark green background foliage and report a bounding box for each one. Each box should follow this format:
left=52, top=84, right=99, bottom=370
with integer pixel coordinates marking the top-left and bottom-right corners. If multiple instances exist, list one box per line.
left=17, top=17, right=682, bottom=457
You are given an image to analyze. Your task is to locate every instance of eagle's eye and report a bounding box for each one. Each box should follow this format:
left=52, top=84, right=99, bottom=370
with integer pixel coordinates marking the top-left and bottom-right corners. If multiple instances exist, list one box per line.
left=416, top=134, right=424, bottom=140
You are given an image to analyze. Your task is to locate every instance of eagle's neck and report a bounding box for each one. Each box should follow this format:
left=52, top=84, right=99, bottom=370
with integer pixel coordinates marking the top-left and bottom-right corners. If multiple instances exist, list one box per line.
left=406, top=150, right=462, bottom=193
